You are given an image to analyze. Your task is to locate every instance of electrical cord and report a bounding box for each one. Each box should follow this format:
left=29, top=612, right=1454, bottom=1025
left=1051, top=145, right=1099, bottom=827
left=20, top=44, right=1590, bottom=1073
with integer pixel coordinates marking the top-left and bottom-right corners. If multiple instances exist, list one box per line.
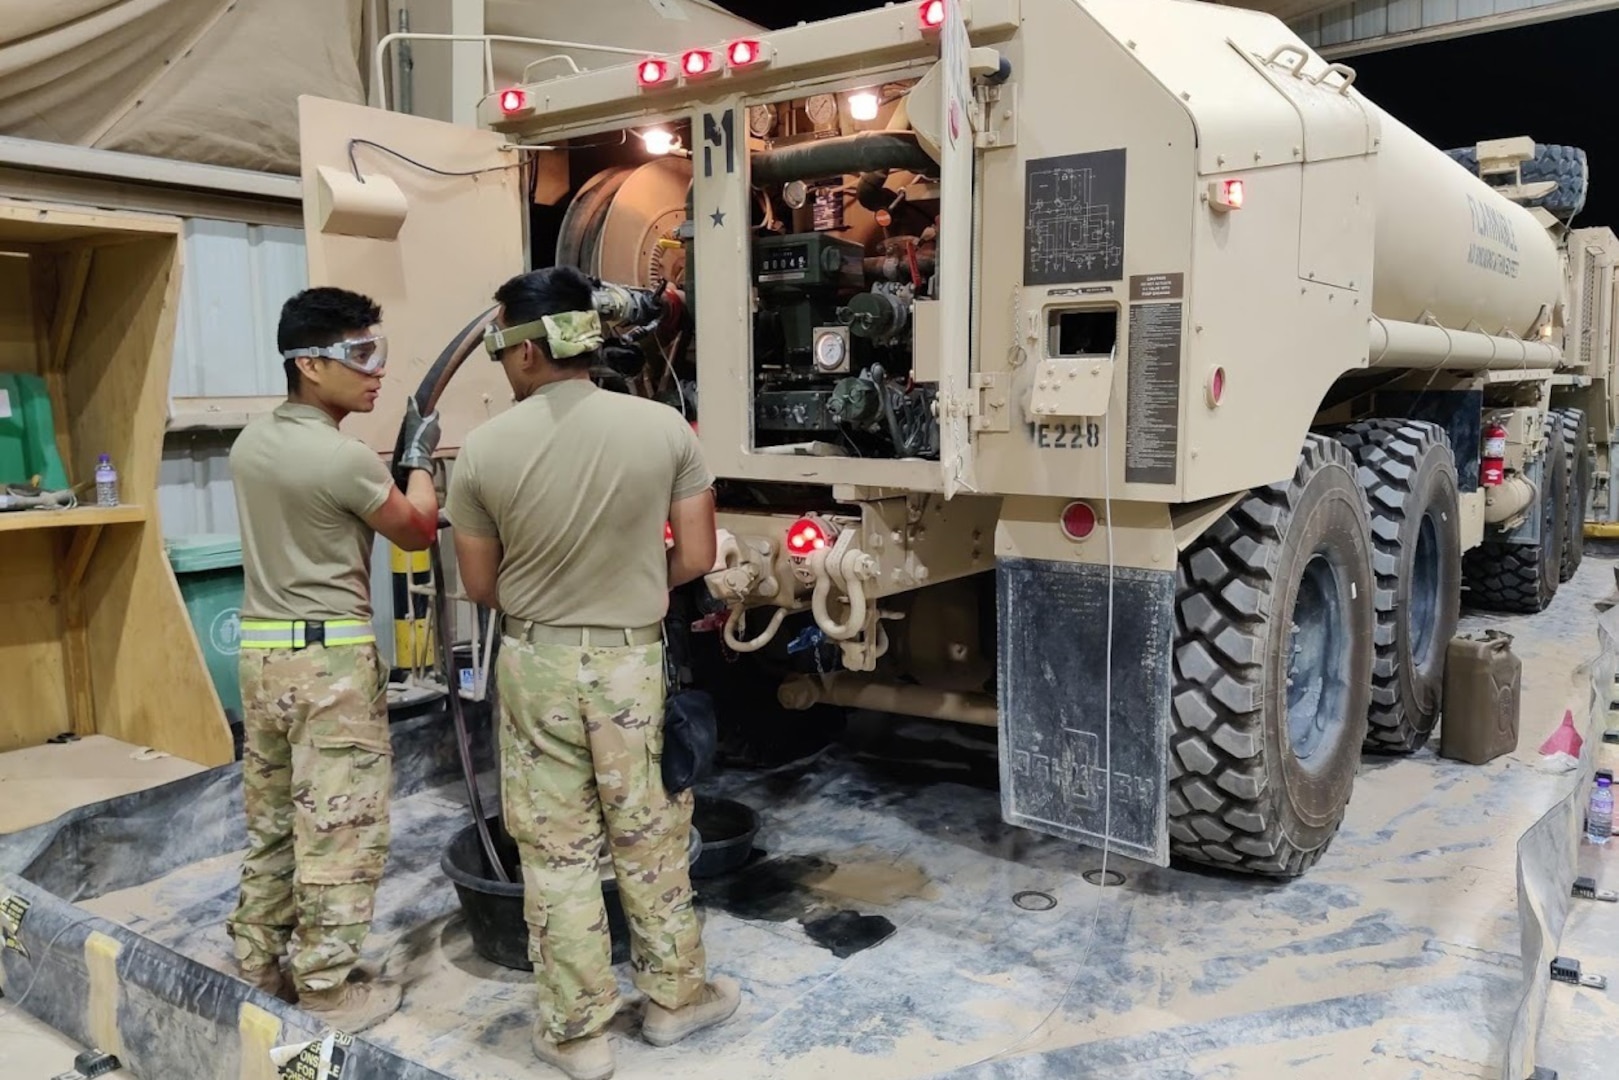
left=345, top=128, right=634, bottom=183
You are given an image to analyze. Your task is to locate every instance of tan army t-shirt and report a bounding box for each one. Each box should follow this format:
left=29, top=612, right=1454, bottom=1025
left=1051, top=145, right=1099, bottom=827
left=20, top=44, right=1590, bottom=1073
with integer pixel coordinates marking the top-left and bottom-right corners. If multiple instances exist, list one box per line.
left=445, top=380, right=713, bottom=628
left=230, top=402, right=394, bottom=621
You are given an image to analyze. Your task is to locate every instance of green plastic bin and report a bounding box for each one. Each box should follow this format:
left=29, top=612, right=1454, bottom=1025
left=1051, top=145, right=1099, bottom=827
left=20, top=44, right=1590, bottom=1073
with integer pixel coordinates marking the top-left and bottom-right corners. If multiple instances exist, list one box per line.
left=166, top=534, right=245, bottom=725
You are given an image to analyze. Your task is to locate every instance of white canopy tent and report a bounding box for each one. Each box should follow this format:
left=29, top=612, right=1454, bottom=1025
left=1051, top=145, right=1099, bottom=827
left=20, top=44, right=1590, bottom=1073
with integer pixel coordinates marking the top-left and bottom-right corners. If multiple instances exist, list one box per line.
left=0, top=0, right=763, bottom=176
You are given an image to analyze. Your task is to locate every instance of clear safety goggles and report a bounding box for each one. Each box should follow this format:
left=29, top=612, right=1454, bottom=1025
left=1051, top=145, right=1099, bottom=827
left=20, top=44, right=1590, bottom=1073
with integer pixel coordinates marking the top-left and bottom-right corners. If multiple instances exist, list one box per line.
left=281, top=334, right=389, bottom=375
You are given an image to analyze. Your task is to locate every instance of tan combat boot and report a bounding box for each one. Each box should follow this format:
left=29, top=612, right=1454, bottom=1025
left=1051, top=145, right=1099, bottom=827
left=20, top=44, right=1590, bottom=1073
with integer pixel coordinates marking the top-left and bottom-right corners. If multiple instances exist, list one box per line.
left=298, top=976, right=403, bottom=1033
left=641, top=977, right=741, bottom=1047
left=531, top=1031, right=615, bottom=1080
left=237, top=961, right=296, bottom=1005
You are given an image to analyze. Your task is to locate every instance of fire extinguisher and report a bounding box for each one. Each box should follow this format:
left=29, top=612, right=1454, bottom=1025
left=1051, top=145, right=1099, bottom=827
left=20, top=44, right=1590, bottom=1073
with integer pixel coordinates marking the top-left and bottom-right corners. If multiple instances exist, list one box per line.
left=1481, top=422, right=1507, bottom=487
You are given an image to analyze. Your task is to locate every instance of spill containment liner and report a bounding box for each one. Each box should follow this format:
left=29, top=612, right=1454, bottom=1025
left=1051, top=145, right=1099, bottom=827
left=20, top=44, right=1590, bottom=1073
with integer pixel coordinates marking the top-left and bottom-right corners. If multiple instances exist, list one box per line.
left=2, top=555, right=1616, bottom=1079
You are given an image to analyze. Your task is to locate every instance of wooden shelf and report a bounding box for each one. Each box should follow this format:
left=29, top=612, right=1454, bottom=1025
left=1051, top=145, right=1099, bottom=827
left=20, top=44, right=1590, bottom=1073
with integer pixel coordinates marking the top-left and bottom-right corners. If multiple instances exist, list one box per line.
left=0, top=505, right=145, bottom=534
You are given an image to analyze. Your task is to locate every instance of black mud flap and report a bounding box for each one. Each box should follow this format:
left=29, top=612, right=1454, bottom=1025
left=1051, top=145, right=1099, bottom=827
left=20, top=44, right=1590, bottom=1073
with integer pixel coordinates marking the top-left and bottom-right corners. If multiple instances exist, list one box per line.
left=996, top=557, right=1174, bottom=866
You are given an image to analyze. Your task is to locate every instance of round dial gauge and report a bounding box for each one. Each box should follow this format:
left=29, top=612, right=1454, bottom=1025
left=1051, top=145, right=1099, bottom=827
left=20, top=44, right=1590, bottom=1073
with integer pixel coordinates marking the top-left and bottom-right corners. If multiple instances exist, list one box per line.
left=813, top=330, right=847, bottom=371
left=805, top=94, right=838, bottom=129
left=783, top=180, right=808, bottom=209
left=747, top=104, right=776, bottom=137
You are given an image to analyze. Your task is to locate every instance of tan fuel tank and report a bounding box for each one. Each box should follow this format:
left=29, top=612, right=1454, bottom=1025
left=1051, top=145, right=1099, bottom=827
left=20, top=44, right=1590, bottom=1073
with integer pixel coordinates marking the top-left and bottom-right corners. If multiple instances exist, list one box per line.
left=1369, top=107, right=1562, bottom=337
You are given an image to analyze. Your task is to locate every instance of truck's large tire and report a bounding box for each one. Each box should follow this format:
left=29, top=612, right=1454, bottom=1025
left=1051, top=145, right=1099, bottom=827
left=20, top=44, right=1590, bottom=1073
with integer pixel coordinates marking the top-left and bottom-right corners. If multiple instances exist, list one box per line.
left=1554, top=407, right=1592, bottom=582
left=1335, top=420, right=1461, bottom=754
left=1169, top=435, right=1375, bottom=877
left=1444, top=142, right=1589, bottom=221
left=1462, top=417, right=1566, bottom=613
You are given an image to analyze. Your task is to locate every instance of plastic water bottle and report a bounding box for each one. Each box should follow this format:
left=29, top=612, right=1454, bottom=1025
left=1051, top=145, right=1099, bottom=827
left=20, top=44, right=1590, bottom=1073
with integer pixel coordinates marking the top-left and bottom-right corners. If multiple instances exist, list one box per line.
left=94, top=454, right=119, bottom=507
left=1589, top=776, right=1614, bottom=846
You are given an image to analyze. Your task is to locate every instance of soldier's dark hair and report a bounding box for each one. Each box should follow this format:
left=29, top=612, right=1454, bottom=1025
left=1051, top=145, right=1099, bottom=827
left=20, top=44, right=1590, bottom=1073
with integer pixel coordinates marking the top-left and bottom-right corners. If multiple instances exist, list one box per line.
left=493, top=266, right=599, bottom=370
left=277, top=287, right=383, bottom=392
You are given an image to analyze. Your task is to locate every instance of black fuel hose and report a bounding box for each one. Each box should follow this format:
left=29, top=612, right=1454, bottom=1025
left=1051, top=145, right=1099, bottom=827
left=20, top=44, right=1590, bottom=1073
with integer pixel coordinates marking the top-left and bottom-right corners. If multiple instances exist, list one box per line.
left=390, top=302, right=509, bottom=882
left=750, top=131, right=937, bottom=186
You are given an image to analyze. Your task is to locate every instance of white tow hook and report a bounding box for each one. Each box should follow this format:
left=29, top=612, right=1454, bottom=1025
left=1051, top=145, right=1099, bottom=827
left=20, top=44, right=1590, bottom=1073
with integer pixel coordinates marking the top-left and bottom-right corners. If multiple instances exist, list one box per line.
left=704, top=533, right=787, bottom=653
left=809, top=531, right=879, bottom=641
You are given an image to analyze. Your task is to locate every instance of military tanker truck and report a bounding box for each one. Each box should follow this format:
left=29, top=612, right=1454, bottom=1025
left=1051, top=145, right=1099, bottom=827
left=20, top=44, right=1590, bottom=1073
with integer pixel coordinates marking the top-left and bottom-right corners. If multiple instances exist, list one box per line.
left=297, top=0, right=1615, bottom=878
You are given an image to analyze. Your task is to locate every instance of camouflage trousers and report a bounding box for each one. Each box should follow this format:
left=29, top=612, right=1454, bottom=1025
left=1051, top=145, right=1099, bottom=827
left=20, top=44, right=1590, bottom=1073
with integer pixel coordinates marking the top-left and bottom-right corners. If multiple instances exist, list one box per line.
left=226, top=642, right=392, bottom=994
left=497, top=636, right=707, bottom=1044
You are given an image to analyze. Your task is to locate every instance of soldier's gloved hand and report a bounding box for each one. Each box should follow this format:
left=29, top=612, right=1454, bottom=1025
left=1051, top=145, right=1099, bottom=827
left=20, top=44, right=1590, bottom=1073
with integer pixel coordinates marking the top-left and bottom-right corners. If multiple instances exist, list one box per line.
left=399, top=397, right=441, bottom=473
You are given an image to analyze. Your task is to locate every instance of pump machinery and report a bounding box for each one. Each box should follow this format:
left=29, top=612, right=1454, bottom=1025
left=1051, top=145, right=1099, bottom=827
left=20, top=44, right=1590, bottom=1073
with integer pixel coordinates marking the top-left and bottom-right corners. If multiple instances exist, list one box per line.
left=299, top=0, right=1619, bottom=879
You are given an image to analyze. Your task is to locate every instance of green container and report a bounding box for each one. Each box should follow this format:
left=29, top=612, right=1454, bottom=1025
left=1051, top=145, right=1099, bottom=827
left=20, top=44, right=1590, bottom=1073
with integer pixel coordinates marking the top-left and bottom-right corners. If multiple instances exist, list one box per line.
left=0, top=373, right=70, bottom=490
left=167, top=534, right=245, bottom=720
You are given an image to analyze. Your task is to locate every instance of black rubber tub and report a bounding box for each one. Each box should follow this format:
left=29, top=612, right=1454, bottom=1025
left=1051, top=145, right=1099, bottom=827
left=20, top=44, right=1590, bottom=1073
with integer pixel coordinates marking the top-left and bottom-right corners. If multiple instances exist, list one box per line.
left=442, top=815, right=701, bottom=970
left=691, top=795, right=761, bottom=879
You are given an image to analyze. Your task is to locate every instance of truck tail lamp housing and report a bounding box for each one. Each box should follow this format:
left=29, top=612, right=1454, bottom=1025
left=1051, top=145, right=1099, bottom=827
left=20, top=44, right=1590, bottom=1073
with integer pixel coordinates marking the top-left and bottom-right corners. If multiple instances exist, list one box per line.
left=681, top=49, right=717, bottom=78
left=1060, top=501, right=1097, bottom=541
left=920, top=0, right=947, bottom=30
left=637, top=58, right=672, bottom=88
left=1208, top=178, right=1245, bottom=212
left=497, top=88, right=531, bottom=116
left=726, top=39, right=772, bottom=68
left=786, top=517, right=837, bottom=559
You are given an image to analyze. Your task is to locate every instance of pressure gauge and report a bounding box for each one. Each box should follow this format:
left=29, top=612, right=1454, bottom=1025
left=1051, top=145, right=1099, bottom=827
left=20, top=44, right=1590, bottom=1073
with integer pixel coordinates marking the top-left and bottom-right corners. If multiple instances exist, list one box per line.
left=805, top=94, right=838, bottom=130
left=748, top=104, right=776, bottom=138
left=812, top=327, right=850, bottom=373
left=783, top=180, right=808, bottom=209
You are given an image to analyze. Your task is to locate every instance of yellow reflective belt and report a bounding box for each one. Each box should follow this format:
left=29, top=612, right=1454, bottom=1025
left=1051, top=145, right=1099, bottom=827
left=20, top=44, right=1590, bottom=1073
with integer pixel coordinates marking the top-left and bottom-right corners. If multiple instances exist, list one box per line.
left=239, top=619, right=375, bottom=650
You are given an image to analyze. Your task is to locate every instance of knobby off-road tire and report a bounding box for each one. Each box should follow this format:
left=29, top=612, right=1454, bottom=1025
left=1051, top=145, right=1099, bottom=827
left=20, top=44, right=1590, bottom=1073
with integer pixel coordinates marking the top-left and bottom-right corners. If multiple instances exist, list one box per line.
left=1169, top=435, right=1375, bottom=877
left=1555, top=407, right=1592, bottom=582
left=1462, top=417, right=1567, bottom=614
left=1335, top=420, right=1462, bottom=755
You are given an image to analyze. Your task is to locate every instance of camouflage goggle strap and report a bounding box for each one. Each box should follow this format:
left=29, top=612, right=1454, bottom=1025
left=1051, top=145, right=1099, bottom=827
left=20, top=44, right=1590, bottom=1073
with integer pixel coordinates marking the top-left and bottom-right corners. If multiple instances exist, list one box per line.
left=483, top=310, right=604, bottom=359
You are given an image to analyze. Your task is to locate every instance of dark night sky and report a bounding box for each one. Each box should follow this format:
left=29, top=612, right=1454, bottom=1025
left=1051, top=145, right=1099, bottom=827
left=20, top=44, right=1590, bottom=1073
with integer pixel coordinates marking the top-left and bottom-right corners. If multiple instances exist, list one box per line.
left=714, top=1, right=1616, bottom=226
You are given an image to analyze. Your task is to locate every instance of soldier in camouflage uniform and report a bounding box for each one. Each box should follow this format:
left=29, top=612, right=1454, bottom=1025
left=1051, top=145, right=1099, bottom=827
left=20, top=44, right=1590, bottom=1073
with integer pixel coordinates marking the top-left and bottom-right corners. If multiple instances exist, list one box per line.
left=447, top=266, right=738, bottom=1080
left=227, top=287, right=442, bottom=1032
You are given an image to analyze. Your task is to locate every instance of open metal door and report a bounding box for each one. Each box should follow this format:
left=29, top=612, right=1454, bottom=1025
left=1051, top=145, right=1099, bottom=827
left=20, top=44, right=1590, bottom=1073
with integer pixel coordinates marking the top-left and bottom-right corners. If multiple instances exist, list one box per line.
left=935, top=4, right=978, bottom=499
left=297, top=95, right=526, bottom=455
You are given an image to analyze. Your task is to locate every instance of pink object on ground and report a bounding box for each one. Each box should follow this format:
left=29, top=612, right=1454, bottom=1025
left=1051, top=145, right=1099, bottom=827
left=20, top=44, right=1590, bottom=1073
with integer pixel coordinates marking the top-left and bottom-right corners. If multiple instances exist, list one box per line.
left=1538, top=708, right=1584, bottom=759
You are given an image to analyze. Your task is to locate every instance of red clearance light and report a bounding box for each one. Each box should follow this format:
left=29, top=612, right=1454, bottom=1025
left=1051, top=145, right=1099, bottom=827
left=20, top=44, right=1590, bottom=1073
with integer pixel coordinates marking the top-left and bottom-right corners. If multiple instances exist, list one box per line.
left=498, top=88, right=528, bottom=115
left=920, top=0, right=947, bottom=29
left=637, top=58, right=670, bottom=86
left=1059, top=501, right=1097, bottom=542
left=1209, top=177, right=1245, bottom=212
left=664, top=521, right=674, bottom=548
left=727, top=39, right=763, bottom=66
left=1206, top=366, right=1227, bottom=407
left=681, top=49, right=715, bottom=77
left=786, top=517, right=831, bottom=558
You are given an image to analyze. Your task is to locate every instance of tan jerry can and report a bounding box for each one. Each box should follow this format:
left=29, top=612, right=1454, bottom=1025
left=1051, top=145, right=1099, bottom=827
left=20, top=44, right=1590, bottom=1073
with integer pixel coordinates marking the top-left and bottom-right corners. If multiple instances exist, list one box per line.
left=1438, top=630, right=1523, bottom=765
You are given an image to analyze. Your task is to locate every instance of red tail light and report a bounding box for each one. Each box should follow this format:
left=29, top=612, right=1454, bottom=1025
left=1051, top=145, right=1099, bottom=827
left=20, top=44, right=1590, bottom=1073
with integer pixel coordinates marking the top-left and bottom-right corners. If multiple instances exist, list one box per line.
left=786, top=517, right=832, bottom=558
left=637, top=58, right=670, bottom=87
left=920, top=0, right=947, bottom=29
left=681, top=49, right=715, bottom=77
left=498, top=88, right=528, bottom=115
left=727, top=39, right=762, bottom=66
left=1060, top=501, right=1097, bottom=541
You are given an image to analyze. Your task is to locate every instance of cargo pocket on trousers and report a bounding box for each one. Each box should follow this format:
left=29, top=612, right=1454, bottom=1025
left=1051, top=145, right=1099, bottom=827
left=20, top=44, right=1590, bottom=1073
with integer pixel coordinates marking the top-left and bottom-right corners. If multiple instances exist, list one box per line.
left=303, top=644, right=393, bottom=754
left=297, top=744, right=393, bottom=886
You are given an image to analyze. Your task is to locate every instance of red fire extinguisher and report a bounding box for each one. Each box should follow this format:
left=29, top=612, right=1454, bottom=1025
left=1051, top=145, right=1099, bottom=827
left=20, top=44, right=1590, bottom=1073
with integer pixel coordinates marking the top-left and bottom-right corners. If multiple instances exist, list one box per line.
left=1481, top=422, right=1507, bottom=487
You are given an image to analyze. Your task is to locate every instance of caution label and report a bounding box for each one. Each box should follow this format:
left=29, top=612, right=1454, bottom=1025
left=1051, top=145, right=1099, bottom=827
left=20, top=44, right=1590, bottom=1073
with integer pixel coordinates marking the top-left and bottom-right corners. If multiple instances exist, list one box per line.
left=1, top=894, right=29, bottom=958
left=276, top=1032, right=352, bottom=1080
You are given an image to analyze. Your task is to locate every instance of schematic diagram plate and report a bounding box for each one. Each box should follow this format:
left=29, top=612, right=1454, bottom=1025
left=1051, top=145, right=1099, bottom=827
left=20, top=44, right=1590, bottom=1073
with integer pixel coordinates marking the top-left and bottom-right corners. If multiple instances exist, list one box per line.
left=1023, top=149, right=1126, bottom=286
